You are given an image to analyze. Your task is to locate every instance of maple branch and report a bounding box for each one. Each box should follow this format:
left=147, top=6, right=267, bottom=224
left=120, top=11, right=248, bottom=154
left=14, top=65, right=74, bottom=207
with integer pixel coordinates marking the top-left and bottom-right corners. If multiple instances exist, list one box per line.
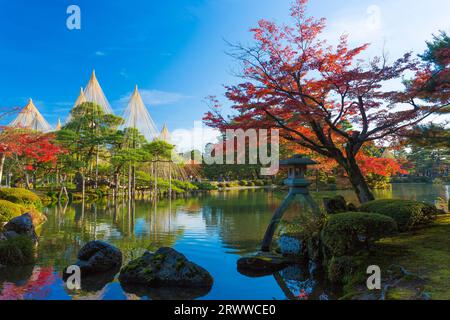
left=261, top=108, right=332, bottom=157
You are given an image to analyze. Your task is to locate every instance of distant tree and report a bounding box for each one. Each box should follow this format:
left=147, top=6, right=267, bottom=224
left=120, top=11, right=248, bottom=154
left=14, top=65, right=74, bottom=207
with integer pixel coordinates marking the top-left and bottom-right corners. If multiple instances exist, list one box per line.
left=404, top=124, right=450, bottom=178
left=110, top=127, right=148, bottom=193
left=416, top=31, right=449, bottom=107
left=144, top=139, right=175, bottom=161
left=57, top=102, right=123, bottom=188
left=407, top=124, right=450, bottom=149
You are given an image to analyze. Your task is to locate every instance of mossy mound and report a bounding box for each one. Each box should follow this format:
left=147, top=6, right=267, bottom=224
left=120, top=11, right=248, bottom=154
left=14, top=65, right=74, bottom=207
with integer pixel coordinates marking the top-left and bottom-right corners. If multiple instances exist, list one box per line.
left=0, top=200, right=25, bottom=225
left=0, top=235, right=35, bottom=265
left=0, top=199, right=45, bottom=227
left=0, top=188, right=42, bottom=209
left=321, top=212, right=398, bottom=257
left=359, top=199, right=438, bottom=231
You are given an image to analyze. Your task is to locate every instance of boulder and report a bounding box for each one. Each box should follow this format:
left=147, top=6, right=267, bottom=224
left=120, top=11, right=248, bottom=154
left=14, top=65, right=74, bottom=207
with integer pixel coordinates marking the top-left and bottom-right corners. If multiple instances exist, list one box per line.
left=323, top=196, right=348, bottom=214
left=2, top=213, right=38, bottom=244
left=237, top=252, right=290, bottom=277
left=119, top=247, right=213, bottom=289
left=65, top=241, right=122, bottom=276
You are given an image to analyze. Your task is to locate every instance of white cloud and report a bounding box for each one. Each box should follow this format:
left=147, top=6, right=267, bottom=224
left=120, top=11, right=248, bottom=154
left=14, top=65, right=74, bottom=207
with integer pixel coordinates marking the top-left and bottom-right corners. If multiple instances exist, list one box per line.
left=95, top=51, right=106, bottom=56
left=322, top=0, right=450, bottom=59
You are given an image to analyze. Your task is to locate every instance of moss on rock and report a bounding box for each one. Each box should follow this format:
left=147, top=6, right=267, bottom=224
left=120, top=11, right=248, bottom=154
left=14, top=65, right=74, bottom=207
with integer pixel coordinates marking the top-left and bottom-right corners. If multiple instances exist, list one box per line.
left=0, top=200, right=25, bottom=225
left=0, top=235, right=35, bottom=265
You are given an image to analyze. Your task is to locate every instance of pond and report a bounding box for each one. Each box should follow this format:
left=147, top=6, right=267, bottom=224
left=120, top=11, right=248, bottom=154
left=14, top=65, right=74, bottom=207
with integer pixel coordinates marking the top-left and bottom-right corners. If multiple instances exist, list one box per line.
left=0, top=183, right=448, bottom=300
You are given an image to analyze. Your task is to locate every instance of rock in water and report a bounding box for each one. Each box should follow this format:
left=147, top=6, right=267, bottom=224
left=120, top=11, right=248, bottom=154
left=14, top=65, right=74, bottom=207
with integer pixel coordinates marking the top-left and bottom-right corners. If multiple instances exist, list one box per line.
left=2, top=213, right=38, bottom=244
left=119, top=247, right=213, bottom=289
left=237, top=252, right=290, bottom=277
left=67, top=241, right=122, bottom=275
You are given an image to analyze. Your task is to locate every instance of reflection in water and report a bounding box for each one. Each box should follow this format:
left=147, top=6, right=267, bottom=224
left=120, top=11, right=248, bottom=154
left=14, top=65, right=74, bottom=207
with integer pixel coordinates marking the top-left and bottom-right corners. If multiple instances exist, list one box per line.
left=0, top=267, right=55, bottom=300
left=0, top=184, right=448, bottom=300
left=121, top=283, right=212, bottom=300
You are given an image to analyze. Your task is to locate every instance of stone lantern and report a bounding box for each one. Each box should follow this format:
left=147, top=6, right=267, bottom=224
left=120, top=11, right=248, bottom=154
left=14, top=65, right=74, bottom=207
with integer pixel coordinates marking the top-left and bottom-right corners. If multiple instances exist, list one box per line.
left=261, top=155, right=320, bottom=252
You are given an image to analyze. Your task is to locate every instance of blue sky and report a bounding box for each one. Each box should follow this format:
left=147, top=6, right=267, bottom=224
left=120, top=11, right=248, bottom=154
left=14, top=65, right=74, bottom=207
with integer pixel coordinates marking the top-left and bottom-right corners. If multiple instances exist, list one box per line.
left=0, top=0, right=448, bottom=150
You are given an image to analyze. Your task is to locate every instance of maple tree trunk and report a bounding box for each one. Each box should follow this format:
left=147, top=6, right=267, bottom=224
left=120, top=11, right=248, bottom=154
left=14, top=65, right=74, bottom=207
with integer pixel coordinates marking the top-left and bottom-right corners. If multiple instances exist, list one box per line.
left=345, top=157, right=375, bottom=204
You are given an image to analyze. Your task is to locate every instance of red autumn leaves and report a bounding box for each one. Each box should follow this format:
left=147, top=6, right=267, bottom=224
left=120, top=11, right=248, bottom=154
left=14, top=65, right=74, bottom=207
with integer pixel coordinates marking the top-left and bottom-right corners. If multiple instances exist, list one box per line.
left=0, top=127, right=65, bottom=172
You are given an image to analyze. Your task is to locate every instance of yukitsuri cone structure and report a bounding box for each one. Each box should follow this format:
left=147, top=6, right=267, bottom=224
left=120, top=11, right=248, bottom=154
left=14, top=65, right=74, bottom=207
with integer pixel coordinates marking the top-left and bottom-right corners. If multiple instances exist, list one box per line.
left=9, top=98, right=52, bottom=132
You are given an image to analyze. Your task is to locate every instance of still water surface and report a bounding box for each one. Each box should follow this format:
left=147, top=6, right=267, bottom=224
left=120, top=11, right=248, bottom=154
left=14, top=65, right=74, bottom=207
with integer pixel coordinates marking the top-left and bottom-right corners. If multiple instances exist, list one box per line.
left=0, top=183, right=448, bottom=300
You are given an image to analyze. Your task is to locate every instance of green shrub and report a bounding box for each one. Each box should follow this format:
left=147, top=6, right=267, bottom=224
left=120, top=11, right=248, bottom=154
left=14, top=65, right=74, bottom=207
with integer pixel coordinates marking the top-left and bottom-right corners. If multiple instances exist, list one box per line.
left=321, top=212, right=397, bottom=257
left=172, top=180, right=198, bottom=191
left=0, top=188, right=42, bottom=209
left=239, top=180, right=247, bottom=186
left=0, top=235, right=35, bottom=265
left=193, top=182, right=218, bottom=191
left=359, top=199, right=438, bottom=231
left=43, top=191, right=63, bottom=204
left=327, top=176, right=337, bottom=184
left=0, top=200, right=26, bottom=225
left=326, top=254, right=371, bottom=285
left=327, top=255, right=357, bottom=284
left=154, top=179, right=185, bottom=194
left=255, top=180, right=265, bottom=186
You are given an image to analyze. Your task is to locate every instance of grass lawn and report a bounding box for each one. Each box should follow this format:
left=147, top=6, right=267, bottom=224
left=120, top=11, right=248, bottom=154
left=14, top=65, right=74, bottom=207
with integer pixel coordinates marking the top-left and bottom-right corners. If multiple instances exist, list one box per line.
left=375, top=214, right=450, bottom=299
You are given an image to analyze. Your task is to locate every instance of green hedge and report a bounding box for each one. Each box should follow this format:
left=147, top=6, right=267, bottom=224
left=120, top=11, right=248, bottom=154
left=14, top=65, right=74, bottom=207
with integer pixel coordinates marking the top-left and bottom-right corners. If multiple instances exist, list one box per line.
left=0, top=235, right=35, bottom=265
left=193, top=182, right=218, bottom=191
left=359, top=199, right=438, bottom=231
left=0, top=188, right=42, bottom=209
left=0, top=200, right=26, bottom=225
left=171, top=180, right=198, bottom=191
left=321, top=212, right=397, bottom=257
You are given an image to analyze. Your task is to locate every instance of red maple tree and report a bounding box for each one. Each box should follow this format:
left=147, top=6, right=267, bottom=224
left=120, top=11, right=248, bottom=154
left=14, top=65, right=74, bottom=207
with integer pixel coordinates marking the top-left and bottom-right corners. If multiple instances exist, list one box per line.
left=204, top=0, right=449, bottom=203
left=0, top=127, right=65, bottom=187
